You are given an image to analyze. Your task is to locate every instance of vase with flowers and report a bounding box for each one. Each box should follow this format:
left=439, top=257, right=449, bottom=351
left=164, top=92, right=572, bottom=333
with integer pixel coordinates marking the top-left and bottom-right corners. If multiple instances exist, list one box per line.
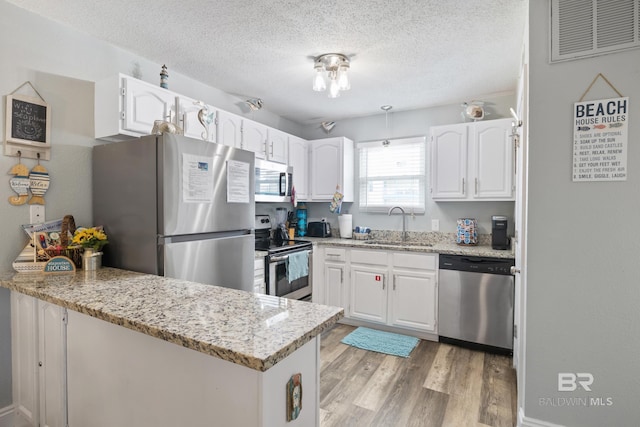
left=72, top=227, right=108, bottom=270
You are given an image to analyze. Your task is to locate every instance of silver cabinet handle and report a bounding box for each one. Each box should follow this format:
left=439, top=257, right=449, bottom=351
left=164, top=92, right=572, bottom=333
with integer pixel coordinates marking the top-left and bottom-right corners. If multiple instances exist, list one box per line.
left=462, top=178, right=465, bottom=193
left=270, top=142, right=274, bottom=156
left=510, top=266, right=520, bottom=275
left=393, top=275, right=396, bottom=290
left=382, top=274, right=386, bottom=290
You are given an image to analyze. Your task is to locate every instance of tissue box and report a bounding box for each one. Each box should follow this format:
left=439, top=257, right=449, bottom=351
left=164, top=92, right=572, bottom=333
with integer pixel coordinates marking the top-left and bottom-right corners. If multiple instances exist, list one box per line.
left=456, top=218, right=478, bottom=245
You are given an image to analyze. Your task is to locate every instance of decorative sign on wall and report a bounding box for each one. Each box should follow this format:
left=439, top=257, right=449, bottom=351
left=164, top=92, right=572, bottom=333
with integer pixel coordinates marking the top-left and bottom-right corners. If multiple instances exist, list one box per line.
left=286, top=373, right=302, bottom=422
left=3, top=81, right=51, bottom=160
left=572, top=96, right=628, bottom=182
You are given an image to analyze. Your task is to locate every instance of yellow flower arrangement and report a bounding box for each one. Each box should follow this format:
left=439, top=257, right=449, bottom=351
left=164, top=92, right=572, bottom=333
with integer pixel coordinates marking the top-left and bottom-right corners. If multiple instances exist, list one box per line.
left=72, top=227, right=109, bottom=251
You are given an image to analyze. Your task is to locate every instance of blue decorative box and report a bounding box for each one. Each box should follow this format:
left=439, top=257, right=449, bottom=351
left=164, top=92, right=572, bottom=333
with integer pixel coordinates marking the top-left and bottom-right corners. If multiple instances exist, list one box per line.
left=456, top=218, right=478, bottom=245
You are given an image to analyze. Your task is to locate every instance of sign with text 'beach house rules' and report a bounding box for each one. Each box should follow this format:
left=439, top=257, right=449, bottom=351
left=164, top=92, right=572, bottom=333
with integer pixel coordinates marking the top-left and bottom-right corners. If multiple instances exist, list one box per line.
left=573, top=97, right=628, bottom=182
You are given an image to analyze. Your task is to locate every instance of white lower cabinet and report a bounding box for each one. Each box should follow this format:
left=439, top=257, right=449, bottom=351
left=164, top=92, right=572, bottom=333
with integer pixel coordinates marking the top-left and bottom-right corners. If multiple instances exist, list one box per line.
left=350, top=265, right=387, bottom=323
left=315, top=246, right=438, bottom=337
left=254, top=256, right=266, bottom=294
left=11, top=292, right=67, bottom=427
left=389, top=270, right=437, bottom=333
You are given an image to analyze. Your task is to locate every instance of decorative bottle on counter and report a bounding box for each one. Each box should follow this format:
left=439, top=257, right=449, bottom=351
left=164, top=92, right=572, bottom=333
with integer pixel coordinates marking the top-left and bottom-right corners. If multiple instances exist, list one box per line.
left=296, top=204, right=307, bottom=237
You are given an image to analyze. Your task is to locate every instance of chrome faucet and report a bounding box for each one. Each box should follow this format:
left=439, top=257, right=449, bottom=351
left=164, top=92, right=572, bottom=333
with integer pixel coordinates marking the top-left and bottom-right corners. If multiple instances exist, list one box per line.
left=388, top=206, right=407, bottom=241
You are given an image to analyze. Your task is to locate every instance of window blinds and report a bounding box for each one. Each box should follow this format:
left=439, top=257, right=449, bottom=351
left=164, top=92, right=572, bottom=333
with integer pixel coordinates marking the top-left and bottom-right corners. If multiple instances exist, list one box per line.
left=358, top=136, right=426, bottom=213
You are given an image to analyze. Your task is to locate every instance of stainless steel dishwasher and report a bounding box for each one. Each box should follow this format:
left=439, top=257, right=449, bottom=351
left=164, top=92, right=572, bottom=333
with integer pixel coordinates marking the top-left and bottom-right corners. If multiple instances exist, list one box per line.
left=438, top=254, right=515, bottom=354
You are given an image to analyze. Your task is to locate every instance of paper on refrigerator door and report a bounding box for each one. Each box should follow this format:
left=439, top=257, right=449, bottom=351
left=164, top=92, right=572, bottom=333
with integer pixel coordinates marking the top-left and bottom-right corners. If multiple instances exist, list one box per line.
left=182, top=153, right=214, bottom=203
left=227, top=160, right=250, bottom=203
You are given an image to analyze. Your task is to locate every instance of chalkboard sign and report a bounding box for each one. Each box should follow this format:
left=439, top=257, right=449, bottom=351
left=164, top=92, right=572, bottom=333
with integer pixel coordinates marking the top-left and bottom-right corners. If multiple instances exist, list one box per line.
left=5, top=93, right=51, bottom=147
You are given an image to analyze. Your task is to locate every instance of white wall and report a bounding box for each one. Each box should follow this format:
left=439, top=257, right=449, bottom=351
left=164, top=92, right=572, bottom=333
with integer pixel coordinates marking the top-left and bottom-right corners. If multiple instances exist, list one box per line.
left=0, top=0, right=301, bottom=407
left=299, top=95, right=517, bottom=236
left=523, top=2, right=640, bottom=425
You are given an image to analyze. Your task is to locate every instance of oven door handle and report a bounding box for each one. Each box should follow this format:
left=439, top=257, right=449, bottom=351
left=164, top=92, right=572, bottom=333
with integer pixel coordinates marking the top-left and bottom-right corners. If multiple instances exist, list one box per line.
left=269, top=249, right=312, bottom=263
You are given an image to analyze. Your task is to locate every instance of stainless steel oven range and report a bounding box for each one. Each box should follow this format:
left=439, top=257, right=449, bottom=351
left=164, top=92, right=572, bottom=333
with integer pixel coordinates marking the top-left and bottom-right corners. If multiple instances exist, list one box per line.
left=255, top=215, right=313, bottom=300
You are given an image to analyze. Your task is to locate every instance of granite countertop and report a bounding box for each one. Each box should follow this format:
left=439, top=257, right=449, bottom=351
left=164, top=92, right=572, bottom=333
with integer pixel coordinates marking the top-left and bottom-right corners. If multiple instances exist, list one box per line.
left=302, top=235, right=515, bottom=259
left=0, top=268, right=343, bottom=372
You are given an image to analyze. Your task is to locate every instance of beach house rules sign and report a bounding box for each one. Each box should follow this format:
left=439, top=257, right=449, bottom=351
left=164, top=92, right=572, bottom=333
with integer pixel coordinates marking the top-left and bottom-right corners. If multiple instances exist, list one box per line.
left=573, top=97, right=628, bottom=182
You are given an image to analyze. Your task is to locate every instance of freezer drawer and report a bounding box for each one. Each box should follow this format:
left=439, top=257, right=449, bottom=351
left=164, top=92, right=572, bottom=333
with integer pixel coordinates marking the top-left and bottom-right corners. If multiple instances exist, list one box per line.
left=438, top=269, right=514, bottom=350
left=162, top=234, right=254, bottom=293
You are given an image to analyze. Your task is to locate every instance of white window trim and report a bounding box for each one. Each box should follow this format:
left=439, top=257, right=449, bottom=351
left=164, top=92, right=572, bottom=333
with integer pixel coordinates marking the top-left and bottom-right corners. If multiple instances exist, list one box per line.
left=357, top=136, right=426, bottom=214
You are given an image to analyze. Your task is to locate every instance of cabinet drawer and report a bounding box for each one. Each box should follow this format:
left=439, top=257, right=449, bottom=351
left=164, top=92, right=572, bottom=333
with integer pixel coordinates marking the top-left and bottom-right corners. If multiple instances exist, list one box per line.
left=392, top=252, right=437, bottom=270
left=324, top=247, right=346, bottom=262
left=351, top=249, right=388, bottom=265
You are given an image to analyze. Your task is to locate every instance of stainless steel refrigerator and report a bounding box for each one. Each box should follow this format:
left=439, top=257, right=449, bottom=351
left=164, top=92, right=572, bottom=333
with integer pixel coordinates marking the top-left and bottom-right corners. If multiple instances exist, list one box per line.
left=93, top=133, right=255, bottom=292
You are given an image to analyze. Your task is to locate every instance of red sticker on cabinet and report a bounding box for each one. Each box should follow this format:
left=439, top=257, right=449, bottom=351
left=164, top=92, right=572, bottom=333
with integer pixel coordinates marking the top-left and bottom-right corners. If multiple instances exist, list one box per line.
left=375, top=275, right=381, bottom=281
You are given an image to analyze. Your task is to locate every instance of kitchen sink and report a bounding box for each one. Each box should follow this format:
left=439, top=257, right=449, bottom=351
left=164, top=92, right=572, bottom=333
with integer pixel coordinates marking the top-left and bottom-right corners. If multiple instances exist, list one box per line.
left=362, top=240, right=432, bottom=247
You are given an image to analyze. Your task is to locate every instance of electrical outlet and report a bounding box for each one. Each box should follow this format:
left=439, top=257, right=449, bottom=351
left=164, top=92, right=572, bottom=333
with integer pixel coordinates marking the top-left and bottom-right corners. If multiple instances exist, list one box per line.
left=30, top=205, right=45, bottom=224
left=431, top=219, right=440, bottom=231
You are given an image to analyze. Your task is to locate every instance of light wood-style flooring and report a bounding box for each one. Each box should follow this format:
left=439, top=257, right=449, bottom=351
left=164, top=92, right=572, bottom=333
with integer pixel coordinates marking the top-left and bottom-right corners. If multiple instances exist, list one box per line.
left=319, top=324, right=517, bottom=427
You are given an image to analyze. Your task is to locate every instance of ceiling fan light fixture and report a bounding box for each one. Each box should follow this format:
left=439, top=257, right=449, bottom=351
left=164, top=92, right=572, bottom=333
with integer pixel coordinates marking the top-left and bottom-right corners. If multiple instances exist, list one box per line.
left=312, top=53, right=350, bottom=98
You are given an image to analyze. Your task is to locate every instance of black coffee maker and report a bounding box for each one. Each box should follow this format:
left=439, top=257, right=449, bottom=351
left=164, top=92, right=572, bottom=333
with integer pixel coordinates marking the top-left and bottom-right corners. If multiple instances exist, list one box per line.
left=491, top=215, right=510, bottom=250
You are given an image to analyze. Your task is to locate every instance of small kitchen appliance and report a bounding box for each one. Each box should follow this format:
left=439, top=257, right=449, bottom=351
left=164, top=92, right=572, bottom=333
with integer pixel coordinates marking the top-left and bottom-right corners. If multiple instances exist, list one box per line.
left=307, top=221, right=331, bottom=238
left=254, top=159, right=292, bottom=202
left=491, top=215, right=509, bottom=250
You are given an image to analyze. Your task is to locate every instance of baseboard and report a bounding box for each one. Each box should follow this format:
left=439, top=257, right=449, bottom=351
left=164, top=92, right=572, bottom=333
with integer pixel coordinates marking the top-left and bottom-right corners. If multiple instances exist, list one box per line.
left=518, top=407, right=566, bottom=427
left=0, top=405, right=14, bottom=427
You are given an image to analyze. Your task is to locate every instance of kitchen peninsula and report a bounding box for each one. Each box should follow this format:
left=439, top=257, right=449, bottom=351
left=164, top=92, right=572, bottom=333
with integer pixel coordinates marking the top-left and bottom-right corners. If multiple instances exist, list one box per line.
left=1, top=268, right=343, bottom=427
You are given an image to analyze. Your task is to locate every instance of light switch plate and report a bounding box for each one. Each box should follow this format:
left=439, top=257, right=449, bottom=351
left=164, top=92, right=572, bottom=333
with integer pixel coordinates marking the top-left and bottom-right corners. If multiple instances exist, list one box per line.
left=431, top=219, right=440, bottom=231
left=30, top=205, right=45, bottom=224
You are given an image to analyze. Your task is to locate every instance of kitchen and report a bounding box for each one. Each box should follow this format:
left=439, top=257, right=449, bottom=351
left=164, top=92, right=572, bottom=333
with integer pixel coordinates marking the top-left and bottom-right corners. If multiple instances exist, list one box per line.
left=1, top=1, right=639, bottom=427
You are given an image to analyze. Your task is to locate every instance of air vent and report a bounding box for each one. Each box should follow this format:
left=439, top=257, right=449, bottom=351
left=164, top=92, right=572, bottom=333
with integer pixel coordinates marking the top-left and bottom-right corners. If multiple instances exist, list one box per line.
left=551, top=0, right=640, bottom=62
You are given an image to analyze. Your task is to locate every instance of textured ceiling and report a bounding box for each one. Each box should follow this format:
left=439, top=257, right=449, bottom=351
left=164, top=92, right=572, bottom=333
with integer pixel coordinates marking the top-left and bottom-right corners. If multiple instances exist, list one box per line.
left=6, top=0, right=527, bottom=125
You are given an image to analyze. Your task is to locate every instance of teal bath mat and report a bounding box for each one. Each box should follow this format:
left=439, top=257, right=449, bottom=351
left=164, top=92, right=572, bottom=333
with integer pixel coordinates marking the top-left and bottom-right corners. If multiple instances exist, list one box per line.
left=341, top=327, right=419, bottom=358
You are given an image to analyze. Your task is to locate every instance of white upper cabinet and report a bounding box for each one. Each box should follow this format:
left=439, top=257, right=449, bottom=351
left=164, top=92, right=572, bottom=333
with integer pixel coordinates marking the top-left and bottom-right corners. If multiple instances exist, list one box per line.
left=430, top=118, right=514, bottom=201
left=174, top=96, right=214, bottom=142
left=267, top=128, right=289, bottom=164
left=430, top=124, right=468, bottom=199
left=95, top=74, right=175, bottom=141
left=288, top=136, right=309, bottom=200
left=309, top=137, right=354, bottom=202
left=242, top=119, right=269, bottom=160
left=216, top=109, right=243, bottom=148
left=470, top=119, right=514, bottom=199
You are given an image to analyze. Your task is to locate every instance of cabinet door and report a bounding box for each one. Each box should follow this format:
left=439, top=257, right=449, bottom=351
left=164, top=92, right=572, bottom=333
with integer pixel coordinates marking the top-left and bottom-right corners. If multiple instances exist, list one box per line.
left=310, top=138, right=342, bottom=200
left=430, top=124, right=468, bottom=199
left=471, top=119, right=514, bottom=200
left=38, top=301, right=67, bottom=427
left=216, top=110, right=243, bottom=148
left=267, top=128, right=288, bottom=164
left=123, top=77, right=174, bottom=135
left=175, top=96, right=213, bottom=141
left=11, top=292, right=40, bottom=427
left=389, top=271, right=437, bottom=333
left=324, top=262, right=346, bottom=309
left=350, top=266, right=387, bottom=323
left=288, top=136, right=309, bottom=200
left=242, top=120, right=268, bottom=159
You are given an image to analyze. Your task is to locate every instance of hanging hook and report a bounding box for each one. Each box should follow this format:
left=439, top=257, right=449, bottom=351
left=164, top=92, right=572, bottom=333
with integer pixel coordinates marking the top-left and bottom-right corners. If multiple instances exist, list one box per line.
left=37, top=152, right=41, bottom=164
left=17, top=150, right=22, bottom=160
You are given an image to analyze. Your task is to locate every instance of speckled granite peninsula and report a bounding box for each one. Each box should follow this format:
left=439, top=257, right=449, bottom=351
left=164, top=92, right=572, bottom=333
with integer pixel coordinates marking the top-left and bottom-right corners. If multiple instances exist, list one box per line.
left=0, top=267, right=343, bottom=371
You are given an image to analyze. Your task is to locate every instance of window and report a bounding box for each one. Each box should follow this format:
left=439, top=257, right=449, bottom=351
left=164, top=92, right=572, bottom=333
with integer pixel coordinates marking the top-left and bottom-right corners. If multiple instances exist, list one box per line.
left=358, top=136, right=426, bottom=213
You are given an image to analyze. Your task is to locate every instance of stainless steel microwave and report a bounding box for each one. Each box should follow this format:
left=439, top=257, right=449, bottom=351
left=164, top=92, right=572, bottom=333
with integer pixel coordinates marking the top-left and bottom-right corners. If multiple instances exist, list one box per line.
left=255, top=159, right=292, bottom=202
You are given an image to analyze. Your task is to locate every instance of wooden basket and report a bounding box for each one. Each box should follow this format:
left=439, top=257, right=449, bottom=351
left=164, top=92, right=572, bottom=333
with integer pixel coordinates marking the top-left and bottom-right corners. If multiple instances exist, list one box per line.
left=42, top=215, right=83, bottom=268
